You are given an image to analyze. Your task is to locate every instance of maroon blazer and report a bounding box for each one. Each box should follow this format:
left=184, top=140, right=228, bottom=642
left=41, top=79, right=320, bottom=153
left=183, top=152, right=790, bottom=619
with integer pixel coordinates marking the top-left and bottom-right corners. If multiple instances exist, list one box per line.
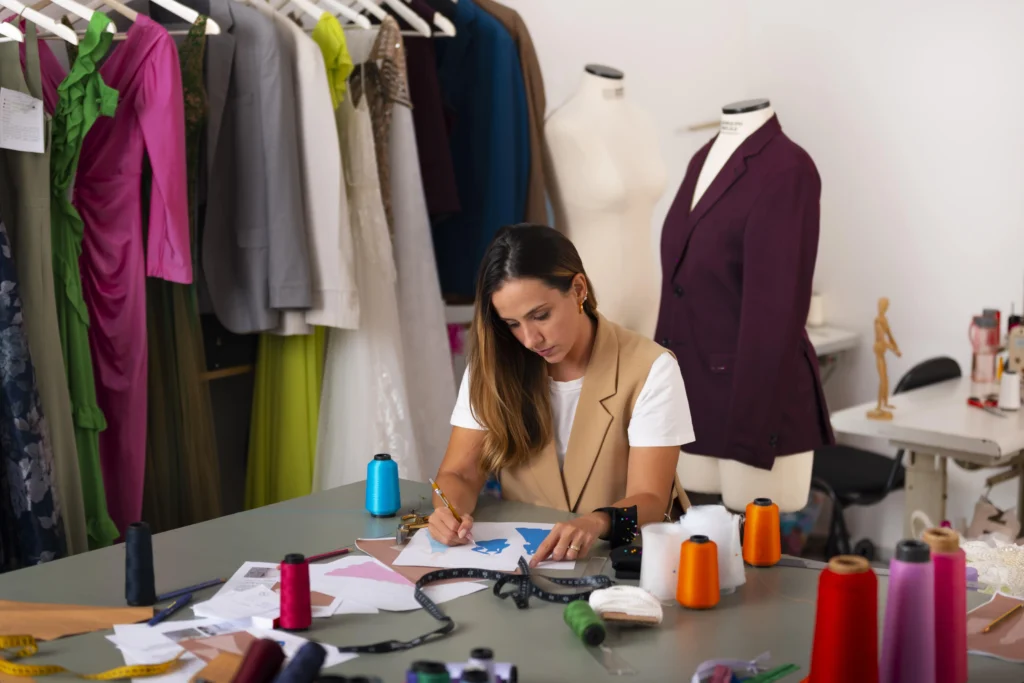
left=654, top=115, right=834, bottom=471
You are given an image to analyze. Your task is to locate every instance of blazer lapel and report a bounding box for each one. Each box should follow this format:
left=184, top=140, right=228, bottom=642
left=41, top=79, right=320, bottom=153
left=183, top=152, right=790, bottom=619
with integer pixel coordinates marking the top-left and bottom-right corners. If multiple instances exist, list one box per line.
left=562, top=314, right=617, bottom=512
left=203, top=0, right=235, bottom=175
left=666, top=140, right=710, bottom=280
left=671, top=115, right=783, bottom=278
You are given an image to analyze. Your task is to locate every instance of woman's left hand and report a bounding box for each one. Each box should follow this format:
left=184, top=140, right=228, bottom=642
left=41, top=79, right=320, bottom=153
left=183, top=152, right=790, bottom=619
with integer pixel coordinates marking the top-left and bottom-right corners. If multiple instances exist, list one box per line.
left=529, top=513, right=609, bottom=567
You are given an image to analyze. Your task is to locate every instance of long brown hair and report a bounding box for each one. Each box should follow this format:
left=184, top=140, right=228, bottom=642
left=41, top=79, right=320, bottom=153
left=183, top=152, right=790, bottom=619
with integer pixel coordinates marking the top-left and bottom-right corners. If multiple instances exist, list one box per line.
left=468, top=224, right=597, bottom=474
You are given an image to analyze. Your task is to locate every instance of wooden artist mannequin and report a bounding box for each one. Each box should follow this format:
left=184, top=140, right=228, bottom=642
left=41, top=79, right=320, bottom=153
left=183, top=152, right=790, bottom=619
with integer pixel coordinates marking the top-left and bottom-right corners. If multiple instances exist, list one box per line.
left=545, top=64, right=667, bottom=338
left=868, top=297, right=901, bottom=420
left=674, top=98, right=813, bottom=514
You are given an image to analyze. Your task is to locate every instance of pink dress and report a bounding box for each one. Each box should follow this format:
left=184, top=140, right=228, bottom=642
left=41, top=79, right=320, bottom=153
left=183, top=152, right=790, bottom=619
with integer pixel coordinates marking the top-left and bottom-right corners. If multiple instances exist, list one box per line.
left=35, top=15, right=191, bottom=535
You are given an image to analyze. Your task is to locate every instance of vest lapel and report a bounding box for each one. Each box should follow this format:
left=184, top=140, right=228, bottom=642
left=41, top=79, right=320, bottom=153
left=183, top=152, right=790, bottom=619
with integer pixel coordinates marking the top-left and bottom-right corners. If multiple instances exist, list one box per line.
left=523, top=441, right=570, bottom=511
left=561, top=314, right=618, bottom=512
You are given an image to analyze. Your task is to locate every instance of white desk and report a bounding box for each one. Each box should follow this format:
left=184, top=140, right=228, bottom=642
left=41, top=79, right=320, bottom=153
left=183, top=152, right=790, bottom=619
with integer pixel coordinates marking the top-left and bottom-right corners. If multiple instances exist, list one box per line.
left=807, top=325, right=860, bottom=356
left=444, top=306, right=859, bottom=358
left=830, top=376, right=1024, bottom=535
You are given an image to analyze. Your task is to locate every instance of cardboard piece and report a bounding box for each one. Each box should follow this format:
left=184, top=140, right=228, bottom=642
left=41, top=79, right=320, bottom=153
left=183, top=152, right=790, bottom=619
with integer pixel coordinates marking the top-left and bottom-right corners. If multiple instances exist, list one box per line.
left=967, top=593, right=1024, bottom=662
left=189, top=653, right=243, bottom=683
left=355, top=538, right=479, bottom=585
left=0, top=600, right=153, bottom=641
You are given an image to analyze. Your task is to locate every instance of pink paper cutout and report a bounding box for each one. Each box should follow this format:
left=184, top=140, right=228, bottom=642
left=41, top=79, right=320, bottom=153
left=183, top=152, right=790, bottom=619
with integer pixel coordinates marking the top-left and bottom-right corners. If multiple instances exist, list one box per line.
left=326, top=562, right=414, bottom=586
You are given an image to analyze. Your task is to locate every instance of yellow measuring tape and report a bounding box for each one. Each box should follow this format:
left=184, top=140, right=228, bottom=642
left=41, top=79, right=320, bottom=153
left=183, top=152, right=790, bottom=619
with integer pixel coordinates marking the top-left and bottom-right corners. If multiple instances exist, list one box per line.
left=0, top=635, right=184, bottom=679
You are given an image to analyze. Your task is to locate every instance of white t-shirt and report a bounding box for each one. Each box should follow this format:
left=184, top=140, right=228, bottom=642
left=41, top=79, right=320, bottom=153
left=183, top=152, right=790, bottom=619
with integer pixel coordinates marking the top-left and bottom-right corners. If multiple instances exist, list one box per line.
left=450, top=352, right=695, bottom=467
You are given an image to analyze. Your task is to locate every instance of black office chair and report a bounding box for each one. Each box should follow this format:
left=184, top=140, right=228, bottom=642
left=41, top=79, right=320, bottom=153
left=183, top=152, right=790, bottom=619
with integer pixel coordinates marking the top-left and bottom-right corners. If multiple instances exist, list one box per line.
left=811, top=356, right=962, bottom=561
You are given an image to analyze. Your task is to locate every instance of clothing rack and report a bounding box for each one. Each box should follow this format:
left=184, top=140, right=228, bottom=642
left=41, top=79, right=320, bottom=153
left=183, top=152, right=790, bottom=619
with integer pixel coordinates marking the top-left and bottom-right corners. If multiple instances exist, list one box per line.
left=34, top=25, right=451, bottom=38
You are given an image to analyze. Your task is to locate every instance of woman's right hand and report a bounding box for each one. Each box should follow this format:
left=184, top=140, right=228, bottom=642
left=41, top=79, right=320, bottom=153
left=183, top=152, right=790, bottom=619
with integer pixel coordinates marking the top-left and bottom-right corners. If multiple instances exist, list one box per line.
left=427, top=506, right=474, bottom=546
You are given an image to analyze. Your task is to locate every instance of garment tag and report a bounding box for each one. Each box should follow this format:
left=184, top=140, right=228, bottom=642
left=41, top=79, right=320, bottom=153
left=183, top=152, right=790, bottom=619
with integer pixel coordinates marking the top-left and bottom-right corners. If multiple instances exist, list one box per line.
left=0, top=87, right=44, bottom=154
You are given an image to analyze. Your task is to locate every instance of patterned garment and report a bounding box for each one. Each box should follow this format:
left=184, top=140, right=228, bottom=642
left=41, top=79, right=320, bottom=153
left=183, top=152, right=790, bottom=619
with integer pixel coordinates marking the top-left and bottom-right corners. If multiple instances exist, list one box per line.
left=0, top=218, right=67, bottom=572
left=142, top=15, right=222, bottom=532
left=349, top=15, right=412, bottom=234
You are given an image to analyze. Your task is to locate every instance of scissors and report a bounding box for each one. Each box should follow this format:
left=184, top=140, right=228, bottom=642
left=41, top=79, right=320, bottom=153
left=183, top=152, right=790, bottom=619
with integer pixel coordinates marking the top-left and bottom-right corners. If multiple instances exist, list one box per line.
left=968, top=396, right=1007, bottom=418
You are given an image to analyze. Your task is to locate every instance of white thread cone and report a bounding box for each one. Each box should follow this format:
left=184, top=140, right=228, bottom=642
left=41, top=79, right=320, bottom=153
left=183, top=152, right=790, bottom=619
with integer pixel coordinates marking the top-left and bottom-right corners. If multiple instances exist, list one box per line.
left=639, top=522, right=686, bottom=602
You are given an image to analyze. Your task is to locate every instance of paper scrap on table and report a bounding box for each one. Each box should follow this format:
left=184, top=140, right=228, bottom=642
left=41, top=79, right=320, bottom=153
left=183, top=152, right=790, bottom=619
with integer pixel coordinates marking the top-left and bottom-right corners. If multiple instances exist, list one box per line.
left=0, top=600, right=152, bottom=641
left=312, top=555, right=487, bottom=612
left=392, top=522, right=575, bottom=572
left=110, top=616, right=357, bottom=683
left=968, top=592, right=1024, bottom=662
left=209, top=562, right=341, bottom=618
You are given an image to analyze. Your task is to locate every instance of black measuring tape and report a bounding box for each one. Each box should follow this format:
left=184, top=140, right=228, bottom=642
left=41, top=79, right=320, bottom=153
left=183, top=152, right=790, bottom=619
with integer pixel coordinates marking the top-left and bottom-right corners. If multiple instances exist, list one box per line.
left=335, top=557, right=615, bottom=654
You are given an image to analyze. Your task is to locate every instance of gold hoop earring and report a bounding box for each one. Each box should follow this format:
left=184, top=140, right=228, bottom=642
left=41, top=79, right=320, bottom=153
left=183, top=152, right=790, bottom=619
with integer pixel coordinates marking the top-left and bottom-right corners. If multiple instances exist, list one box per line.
left=579, top=295, right=587, bottom=314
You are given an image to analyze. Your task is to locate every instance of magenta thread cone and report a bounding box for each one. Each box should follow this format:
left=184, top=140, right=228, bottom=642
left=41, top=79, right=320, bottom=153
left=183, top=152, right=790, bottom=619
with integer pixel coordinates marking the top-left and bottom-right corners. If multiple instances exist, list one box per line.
left=923, top=528, right=967, bottom=683
left=880, top=539, right=936, bottom=683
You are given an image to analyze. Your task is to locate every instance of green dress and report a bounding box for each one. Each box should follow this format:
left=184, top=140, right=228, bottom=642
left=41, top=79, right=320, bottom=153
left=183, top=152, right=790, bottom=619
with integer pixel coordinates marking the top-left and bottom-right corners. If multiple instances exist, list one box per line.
left=49, top=12, right=120, bottom=549
left=141, top=16, right=222, bottom=533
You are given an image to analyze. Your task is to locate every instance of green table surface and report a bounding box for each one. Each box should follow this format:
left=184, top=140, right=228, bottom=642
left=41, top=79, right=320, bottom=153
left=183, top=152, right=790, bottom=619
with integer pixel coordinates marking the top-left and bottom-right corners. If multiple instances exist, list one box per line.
left=1, top=480, right=1022, bottom=682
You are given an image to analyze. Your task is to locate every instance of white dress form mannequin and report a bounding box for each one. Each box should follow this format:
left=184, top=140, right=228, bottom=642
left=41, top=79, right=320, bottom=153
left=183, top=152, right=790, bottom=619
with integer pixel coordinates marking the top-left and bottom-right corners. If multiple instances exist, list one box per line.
left=678, top=98, right=813, bottom=514
left=545, top=65, right=667, bottom=338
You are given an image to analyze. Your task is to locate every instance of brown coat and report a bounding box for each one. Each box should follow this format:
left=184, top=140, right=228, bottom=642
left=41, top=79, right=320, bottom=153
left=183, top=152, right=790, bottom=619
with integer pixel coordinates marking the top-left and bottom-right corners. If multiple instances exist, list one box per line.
left=499, top=313, right=689, bottom=514
left=474, top=0, right=549, bottom=225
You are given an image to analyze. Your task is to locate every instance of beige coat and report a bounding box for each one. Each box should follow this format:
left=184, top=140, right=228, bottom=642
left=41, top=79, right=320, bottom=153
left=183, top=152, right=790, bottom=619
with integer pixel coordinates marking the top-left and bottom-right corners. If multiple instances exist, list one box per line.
left=499, top=314, right=689, bottom=514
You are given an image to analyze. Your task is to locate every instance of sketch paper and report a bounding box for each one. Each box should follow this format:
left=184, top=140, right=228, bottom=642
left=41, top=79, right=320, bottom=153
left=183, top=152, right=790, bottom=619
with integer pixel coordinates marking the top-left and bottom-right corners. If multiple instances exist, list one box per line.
left=392, top=522, right=575, bottom=571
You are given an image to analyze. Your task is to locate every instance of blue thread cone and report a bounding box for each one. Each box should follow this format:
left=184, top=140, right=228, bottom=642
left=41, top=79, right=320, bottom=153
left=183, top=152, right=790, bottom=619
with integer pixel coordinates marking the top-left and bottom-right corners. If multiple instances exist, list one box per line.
left=272, top=641, right=326, bottom=683
left=366, top=453, right=401, bottom=517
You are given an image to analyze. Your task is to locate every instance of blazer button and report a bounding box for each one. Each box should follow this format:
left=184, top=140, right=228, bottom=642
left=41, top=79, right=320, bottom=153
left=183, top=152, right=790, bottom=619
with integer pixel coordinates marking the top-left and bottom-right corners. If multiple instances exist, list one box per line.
left=660, top=338, right=671, bottom=347
left=673, top=285, right=684, bottom=298
left=769, top=434, right=779, bottom=447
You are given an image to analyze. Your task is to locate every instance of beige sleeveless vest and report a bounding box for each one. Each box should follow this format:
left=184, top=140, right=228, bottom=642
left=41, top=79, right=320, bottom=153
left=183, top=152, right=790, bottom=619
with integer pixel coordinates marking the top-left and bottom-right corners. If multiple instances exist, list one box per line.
left=498, top=313, right=690, bottom=514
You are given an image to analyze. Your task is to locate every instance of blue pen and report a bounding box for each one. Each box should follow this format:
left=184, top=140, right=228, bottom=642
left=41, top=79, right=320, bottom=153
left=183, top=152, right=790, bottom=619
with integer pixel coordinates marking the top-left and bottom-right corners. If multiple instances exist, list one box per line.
left=156, top=577, right=226, bottom=603
left=148, top=593, right=193, bottom=626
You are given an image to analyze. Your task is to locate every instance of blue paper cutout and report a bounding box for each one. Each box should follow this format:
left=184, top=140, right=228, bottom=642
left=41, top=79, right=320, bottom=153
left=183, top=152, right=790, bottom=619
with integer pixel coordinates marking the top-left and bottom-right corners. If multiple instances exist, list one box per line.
left=515, top=527, right=550, bottom=556
left=472, top=538, right=510, bottom=555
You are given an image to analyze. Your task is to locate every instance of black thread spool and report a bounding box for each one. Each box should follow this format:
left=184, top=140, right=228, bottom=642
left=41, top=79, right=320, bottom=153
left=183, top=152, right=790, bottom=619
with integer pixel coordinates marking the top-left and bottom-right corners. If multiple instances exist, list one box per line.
left=272, top=641, right=325, bottom=683
left=124, top=521, right=156, bottom=606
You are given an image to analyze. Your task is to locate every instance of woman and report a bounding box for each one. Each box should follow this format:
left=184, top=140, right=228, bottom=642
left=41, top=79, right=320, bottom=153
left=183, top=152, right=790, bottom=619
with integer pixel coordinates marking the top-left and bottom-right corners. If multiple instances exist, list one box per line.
left=429, top=224, right=695, bottom=566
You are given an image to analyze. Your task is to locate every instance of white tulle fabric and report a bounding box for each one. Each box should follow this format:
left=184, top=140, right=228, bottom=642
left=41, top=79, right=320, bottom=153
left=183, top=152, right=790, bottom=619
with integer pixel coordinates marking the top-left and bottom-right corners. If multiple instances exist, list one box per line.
left=314, top=95, right=423, bottom=488
left=962, top=533, right=1024, bottom=598
left=389, top=105, right=457, bottom=478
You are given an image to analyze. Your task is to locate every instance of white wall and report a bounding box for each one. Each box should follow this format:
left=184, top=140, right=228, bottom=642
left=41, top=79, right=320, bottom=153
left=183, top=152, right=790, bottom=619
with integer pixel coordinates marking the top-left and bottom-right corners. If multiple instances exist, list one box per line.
left=506, top=0, right=1024, bottom=552
left=743, top=0, right=1024, bottom=550
left=501, top=0, right=749, bottom=243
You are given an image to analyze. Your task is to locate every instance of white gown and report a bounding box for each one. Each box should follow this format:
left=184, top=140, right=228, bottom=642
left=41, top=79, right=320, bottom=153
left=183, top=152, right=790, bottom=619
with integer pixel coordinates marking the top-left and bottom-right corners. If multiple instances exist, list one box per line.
left=314, top=95, right=423, bottom=489
left=389, top=105, right=458, bottom=478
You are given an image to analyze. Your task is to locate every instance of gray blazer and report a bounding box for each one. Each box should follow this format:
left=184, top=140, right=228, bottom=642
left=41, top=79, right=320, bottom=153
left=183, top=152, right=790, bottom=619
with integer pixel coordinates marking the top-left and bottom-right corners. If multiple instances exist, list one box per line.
left=184, top=0, right=312, bottom=334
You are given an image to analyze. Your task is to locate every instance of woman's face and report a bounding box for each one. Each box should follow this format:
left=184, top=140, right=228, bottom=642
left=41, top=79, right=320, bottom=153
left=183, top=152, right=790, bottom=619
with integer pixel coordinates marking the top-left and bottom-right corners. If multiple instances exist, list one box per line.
left=490, top=276, right=586, bottom=364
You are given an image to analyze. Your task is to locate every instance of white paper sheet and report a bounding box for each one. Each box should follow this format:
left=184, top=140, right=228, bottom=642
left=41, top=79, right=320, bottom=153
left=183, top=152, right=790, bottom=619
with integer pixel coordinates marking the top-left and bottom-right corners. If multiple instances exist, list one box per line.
left=192, top=586, right=279, bottom=621
left=0, top=88, right=44, bottom=154
left=209, top=562, right=342, bottom=618
left=393, top=522, right=575, bottom=571
left=110, top=616, right=357, bottom=682
left=312, top=555, right=487, bottom=611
